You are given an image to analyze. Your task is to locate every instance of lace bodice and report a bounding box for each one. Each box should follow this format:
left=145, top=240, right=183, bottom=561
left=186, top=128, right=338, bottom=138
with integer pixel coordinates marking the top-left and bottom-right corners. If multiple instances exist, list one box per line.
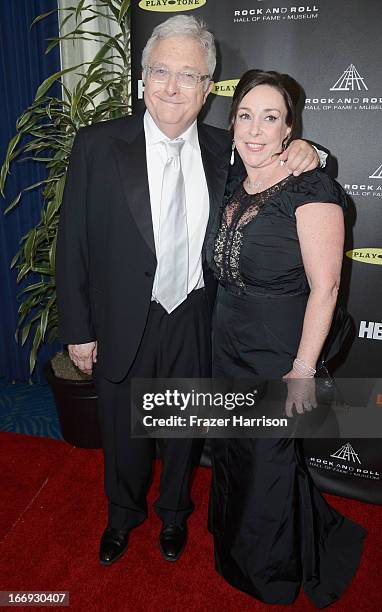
left=213, top=179, right=290, bottom=290
left=208, top=169, right=348, bottom=297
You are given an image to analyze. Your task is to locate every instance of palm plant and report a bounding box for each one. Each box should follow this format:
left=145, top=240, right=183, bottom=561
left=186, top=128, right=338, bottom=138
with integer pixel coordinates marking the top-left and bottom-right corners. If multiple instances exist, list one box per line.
left=1, top=0, right=131, bottom=374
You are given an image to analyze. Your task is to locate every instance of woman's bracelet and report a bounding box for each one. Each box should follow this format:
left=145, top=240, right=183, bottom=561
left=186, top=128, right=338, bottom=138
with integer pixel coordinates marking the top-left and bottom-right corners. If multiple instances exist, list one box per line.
left=293, top=358, right=316, bottom=377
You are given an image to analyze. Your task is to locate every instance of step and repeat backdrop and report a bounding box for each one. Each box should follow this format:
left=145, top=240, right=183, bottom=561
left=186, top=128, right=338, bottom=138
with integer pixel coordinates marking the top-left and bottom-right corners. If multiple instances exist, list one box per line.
left=130, top=0, right=382, bottom=503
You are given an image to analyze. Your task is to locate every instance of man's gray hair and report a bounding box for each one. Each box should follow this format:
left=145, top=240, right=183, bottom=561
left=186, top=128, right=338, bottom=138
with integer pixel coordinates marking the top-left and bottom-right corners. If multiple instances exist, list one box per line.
left=141, top=15, right=216, bottom=79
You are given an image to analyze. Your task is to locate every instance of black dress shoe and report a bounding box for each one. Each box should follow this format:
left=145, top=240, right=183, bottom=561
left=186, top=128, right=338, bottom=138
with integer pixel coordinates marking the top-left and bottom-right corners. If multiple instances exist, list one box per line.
left=99, top=527, right=130, bottom=566
left=159, top=524, right=187, bottom=562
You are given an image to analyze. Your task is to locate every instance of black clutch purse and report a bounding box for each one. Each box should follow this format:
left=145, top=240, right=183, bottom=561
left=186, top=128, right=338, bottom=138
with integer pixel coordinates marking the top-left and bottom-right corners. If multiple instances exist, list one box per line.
left=318, top=304, right=354, bottom=366
left=315, top=305, right=355, bottom=404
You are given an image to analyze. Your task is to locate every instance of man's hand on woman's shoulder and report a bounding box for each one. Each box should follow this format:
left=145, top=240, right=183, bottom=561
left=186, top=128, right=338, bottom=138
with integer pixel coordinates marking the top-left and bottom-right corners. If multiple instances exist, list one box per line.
left=280, top=140, right=320, bottom=176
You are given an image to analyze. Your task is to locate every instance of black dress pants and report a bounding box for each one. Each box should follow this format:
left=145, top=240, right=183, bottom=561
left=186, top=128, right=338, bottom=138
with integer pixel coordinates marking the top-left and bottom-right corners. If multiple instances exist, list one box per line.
left=95, top=289, right=210, bottom=530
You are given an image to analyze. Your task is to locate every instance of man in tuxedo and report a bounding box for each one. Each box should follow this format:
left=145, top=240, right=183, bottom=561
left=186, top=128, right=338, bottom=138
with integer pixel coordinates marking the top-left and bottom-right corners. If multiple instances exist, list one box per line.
left=56, top=15, right=320, bottom=566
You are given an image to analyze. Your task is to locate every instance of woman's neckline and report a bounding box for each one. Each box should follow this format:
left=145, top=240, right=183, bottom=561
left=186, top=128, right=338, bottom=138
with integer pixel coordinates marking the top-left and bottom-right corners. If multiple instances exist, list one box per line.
left=241, top=173, right=292, bottom=196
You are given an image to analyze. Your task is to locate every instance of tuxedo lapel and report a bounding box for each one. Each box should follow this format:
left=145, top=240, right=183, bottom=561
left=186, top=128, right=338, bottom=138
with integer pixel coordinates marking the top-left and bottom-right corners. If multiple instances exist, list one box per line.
left=198, top=123, right=230, bottom=252
left=111, top=118, right=156, bottom=257
left=110, top=117, right=229, bottom=259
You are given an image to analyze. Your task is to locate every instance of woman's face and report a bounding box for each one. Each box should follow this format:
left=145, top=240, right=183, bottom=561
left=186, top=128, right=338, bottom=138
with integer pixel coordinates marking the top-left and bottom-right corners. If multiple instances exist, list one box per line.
left=233, top=84, right=292, bottom=171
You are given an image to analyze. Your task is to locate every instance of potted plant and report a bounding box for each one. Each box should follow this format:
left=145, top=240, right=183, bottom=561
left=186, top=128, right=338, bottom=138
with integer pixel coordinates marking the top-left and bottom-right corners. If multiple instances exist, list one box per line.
left=1, top=0, right=131, bottom=448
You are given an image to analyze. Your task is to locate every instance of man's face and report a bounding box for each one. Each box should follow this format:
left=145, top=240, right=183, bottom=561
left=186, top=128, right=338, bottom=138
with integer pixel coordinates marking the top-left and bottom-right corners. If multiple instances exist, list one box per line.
left=143, top=36, right=213, bottom=139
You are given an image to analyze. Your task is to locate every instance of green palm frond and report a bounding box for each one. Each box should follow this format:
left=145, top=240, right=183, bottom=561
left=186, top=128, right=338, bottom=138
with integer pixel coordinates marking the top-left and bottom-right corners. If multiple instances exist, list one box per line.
left=1, top=0, right=131, bottom=373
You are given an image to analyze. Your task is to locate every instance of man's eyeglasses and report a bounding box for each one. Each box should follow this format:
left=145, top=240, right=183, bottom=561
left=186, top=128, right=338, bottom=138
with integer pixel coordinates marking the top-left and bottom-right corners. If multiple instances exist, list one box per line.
left=145, top=65, right=210, bottom=89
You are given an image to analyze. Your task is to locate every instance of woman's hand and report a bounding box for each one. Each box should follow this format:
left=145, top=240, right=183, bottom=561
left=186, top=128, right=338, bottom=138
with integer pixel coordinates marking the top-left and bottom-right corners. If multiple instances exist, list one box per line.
left=283, top=369, right=317, bottom=417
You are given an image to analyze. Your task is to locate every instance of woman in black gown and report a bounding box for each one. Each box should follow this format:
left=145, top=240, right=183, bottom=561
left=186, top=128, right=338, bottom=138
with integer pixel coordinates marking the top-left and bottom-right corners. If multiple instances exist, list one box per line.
left=207, top=70, right=366, bottom=608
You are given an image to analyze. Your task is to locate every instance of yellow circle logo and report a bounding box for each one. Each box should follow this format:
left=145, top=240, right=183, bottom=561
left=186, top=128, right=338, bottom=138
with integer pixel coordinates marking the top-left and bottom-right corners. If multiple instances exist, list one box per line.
left=346, top=248, right=382, bottom=265
left=212, top=80, right=239, bottom=97
left=139, top=0, right=206, bottom=12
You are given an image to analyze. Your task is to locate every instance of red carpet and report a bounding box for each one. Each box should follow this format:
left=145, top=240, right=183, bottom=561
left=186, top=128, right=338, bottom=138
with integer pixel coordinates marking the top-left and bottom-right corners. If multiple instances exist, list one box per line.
left=0, top=432, right=381, bottom=611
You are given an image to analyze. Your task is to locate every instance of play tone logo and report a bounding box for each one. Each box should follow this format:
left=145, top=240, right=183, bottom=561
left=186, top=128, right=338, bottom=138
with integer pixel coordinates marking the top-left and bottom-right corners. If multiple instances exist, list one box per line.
left=346, top=248, right=382, bottom=265
left=305, top=62, right=382, bottom=112
left=139, top=0, right=206, bottom=11
left=212, top=79, right=239, bottom=97
left=309, top=442, right=380, bottom=480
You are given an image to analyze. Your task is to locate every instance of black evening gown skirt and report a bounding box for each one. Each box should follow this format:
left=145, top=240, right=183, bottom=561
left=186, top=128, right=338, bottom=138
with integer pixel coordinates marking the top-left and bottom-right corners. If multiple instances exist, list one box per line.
left=209, top=286, right=367, bottom=608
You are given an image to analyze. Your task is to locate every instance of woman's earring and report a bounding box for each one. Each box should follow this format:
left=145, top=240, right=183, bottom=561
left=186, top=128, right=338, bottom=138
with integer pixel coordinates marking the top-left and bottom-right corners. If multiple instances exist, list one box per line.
left=230, top=141, right=235, bottom=166
left=282, top=132, right=292, bottom=151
